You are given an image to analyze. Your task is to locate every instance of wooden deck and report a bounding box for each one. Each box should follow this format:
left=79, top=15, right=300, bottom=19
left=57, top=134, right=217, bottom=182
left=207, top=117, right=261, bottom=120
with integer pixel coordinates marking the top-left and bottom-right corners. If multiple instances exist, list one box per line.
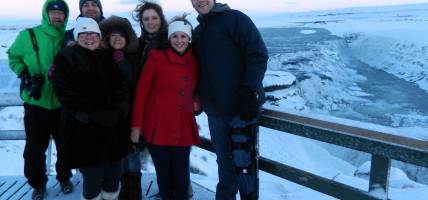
left=0, top=173, right=214, bottom=200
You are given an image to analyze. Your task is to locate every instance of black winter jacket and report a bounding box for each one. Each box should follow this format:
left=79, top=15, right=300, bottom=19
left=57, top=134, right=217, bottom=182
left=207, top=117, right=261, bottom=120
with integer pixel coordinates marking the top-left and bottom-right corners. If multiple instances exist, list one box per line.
left=193, top=4, right=268, bottom=116
left=52, top=44, right=130, bottom=168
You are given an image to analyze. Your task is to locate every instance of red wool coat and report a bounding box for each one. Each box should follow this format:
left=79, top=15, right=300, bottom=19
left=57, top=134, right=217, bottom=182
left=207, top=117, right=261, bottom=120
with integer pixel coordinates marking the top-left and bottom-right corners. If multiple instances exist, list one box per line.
left=131, top=48, right=201, bottom=146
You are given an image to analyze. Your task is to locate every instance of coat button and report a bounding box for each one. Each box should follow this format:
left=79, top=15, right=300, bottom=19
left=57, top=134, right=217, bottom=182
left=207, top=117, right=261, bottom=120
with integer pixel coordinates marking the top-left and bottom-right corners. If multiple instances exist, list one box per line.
left=179, top=90, right=185, bottom=96
left=178, top=105, right=184, bottom=111
left=182, top=76, right=188, bottom=81
left=181, top=64, right=187, bottom=68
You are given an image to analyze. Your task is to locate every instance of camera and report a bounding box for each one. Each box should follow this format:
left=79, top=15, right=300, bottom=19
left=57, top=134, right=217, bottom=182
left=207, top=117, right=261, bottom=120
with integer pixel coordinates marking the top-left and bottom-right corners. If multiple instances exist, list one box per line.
left=18, top=68, right=31, bottom=92
left=20, top=69, right=44, bottom=100
left=28, top=74, right=44, bottom=100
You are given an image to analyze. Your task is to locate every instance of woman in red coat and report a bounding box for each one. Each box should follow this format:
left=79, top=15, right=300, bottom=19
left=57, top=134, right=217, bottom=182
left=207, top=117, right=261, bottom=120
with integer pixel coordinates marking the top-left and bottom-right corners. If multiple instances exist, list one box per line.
left=131, top=15, right=200, bottom=200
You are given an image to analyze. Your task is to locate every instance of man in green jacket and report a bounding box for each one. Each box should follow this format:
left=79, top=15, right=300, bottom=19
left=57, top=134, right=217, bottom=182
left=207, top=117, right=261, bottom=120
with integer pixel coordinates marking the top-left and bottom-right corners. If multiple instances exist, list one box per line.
left=7, top=0, right=72, bottom=199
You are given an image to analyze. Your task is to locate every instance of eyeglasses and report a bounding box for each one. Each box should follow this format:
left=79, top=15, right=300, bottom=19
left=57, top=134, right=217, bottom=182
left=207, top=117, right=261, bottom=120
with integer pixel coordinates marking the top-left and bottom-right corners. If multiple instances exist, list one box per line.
left=78, top=32, right=100, bottom=38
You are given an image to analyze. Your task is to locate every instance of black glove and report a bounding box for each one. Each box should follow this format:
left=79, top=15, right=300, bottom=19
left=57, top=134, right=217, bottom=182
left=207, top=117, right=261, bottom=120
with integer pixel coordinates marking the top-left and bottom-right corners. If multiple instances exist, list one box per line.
left=90, top=109, right=121, bottom=127
left=237, top=88, right=261, bottom=122
left=130, top=139, right=147, bottom=153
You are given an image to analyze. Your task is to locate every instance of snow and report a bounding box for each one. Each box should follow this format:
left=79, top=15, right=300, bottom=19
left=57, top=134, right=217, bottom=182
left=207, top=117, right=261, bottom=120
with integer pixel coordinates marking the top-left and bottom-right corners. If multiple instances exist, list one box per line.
left=300, top=29, right=317, bottom=35
left=1, top=2, right=428, bottom=200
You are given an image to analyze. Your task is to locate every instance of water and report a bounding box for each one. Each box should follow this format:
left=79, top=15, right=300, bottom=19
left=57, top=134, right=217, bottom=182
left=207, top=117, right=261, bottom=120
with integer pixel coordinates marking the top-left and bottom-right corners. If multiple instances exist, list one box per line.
left=344, top=57, right=428, bottom=127
left=260, top=27, right=428, bottom=128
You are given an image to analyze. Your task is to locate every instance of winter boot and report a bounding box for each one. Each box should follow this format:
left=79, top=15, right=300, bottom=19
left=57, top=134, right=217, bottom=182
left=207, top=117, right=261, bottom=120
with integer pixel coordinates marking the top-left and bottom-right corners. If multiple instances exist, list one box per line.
left=128, top=172, right=142, bottom=200
left=60, top=180, right=74, bottom=194
left=101, top=188, right=120, bottom=200
left=31, top=187, right=46, bottom=200
left=118, top=173, right=130, bottom=200
left=81, top=193, right=101, bottom=200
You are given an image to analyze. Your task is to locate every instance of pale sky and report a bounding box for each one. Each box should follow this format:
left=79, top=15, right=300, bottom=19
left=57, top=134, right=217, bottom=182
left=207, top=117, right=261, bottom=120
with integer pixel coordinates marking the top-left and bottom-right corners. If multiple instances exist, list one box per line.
left=0, top=0, right=427, bottom=19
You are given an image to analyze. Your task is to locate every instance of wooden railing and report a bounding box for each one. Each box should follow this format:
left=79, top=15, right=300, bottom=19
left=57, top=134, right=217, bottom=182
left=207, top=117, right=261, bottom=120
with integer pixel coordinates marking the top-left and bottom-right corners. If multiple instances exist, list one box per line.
left=198, top=109, right=428, bottom=200
left=1, top=103, right=427, bottom=200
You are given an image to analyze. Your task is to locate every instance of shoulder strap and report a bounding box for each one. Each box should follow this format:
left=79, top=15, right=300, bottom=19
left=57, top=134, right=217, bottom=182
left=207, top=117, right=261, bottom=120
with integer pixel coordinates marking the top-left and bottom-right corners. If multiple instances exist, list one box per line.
left=27, top=28, right=42, bottom=73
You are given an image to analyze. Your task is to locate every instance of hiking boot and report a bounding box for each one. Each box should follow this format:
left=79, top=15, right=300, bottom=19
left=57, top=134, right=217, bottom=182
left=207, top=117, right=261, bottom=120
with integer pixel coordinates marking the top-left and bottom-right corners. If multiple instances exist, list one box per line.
left=60, top=180, right=73, bottom=194
left=31, top=187, right=46, bottom=200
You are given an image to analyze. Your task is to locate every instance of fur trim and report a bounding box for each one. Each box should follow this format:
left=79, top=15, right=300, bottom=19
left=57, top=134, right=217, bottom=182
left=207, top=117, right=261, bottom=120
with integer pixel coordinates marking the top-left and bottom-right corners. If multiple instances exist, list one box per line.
left=99, top=16, right=138, bottom=53
left=81, top=193, right=101, bottom=200
left=101, top=188, right=120, bottom=200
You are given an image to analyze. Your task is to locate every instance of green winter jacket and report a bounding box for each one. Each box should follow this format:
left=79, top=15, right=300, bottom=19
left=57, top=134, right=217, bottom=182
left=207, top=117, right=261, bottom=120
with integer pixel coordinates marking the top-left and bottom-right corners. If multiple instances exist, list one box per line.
left=7, top=0, right=69, bottom=110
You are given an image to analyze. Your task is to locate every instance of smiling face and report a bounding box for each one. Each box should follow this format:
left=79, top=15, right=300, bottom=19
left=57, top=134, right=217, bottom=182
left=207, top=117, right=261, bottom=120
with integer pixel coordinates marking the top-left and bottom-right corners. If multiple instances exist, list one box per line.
left=191, top=0, right=215, bottom=15
left=141, top=9, right=161, bottom=34
left=170, top=31, right=190, bottom=54
left=77, top=32, right=100, bottom=50
left=81, top=1, right=101, bottom=21
left=109, top=33, right=126, bottom=50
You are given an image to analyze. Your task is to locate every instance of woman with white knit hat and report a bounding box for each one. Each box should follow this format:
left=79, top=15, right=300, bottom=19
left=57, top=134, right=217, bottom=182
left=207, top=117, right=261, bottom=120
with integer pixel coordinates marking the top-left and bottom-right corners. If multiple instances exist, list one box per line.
left=131, top=15, right=201, bottom=200
left=51, top=17, right=130, bottom=200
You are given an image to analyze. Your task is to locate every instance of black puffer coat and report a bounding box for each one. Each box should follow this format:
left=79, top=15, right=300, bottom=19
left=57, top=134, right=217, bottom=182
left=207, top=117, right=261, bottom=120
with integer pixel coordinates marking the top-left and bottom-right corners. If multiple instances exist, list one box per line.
left=193, top=4, right=269, bottom=116
left=52, top=44, right=130, bottom=169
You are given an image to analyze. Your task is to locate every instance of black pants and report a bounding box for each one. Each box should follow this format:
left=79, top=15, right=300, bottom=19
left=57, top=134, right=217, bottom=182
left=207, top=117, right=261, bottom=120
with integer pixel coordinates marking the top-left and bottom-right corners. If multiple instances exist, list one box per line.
left=80, top=160, right=122, bottom=199
left=148, top=144, right=190, bottom=200
left=23, top=103, right=72, bottom=189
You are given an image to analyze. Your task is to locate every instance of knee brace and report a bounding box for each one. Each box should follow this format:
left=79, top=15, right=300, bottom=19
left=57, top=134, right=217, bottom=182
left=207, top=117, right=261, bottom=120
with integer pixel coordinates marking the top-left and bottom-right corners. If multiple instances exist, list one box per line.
left=229, top=124, right=259, bottom=175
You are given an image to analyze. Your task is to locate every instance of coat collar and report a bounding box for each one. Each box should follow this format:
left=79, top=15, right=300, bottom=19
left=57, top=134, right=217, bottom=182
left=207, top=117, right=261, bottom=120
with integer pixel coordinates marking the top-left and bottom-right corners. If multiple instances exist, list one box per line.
left=165, top=47, right=193, bottom=64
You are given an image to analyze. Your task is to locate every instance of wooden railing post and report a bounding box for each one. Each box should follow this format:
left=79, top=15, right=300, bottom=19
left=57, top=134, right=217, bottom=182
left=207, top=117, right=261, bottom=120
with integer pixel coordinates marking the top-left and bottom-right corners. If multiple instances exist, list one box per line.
left=369, top=154, right=391, bottom=200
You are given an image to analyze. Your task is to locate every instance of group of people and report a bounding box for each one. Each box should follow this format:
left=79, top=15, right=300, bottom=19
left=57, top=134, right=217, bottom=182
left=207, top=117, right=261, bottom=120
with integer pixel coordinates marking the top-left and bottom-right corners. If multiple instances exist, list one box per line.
left=7, top=0, right=268, bottom=200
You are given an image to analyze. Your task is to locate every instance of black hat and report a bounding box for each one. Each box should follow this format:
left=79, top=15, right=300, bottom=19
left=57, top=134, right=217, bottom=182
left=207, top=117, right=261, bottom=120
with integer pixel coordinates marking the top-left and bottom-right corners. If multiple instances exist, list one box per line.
left=46, top=1, right=68, bottom=15
left=79, top=0, right=103, bottom=13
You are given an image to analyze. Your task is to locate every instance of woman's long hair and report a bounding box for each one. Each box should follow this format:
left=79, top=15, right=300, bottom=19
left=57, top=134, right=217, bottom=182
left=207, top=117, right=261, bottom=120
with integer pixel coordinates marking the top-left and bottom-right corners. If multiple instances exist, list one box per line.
left=133, top=0, right=168, bottom=49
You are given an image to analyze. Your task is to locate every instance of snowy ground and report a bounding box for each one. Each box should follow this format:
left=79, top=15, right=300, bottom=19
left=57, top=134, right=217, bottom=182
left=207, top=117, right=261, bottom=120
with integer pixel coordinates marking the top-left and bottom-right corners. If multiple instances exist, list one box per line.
left=1, top=2, right=428, bottom=200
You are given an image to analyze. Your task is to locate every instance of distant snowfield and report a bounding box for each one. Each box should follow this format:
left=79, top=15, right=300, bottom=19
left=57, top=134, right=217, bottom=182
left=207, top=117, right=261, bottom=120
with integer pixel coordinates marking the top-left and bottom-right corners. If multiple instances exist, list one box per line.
left=1, top=2, right=428, bottom=200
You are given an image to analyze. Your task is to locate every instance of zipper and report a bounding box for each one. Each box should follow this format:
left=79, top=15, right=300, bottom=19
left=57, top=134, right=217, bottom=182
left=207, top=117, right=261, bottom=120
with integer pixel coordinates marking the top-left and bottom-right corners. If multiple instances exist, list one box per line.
left=50, top=36, right=55, bottom=110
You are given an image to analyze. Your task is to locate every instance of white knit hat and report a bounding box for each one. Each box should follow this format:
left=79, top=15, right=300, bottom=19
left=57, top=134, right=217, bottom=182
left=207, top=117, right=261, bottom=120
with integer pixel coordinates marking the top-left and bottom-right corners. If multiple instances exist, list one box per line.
left=168, top=21, right=192, bottom=40
left=73, top=17, right=102, bottom=40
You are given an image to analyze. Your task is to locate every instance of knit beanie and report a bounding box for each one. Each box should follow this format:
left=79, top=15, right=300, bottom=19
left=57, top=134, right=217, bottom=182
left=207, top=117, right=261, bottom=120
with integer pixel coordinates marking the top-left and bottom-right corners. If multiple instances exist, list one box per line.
left=73, top=17, right=102, bottom=40
left=168, top=21, right=192, bottom=40
left=79, top=0, right=103, bottom=14
left=46, top=0, right=68, bottom=15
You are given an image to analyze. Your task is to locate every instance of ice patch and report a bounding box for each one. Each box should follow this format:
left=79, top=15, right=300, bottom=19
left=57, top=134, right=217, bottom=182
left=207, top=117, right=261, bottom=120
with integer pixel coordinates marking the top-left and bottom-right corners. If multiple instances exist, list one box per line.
left=300, top=29, right=317, bottom=34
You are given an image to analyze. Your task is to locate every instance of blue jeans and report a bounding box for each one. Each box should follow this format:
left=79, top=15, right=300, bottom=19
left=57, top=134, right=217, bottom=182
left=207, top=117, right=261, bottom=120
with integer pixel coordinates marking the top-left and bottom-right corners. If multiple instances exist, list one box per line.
left=208, top=115, right=258, bottom=200
left=122, top=152, right=141, bottom=174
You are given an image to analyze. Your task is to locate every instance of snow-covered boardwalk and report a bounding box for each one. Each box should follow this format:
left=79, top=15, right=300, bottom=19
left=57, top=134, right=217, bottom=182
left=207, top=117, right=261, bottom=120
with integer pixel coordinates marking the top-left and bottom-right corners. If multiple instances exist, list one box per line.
left=0, top=173, right=214, bottom=200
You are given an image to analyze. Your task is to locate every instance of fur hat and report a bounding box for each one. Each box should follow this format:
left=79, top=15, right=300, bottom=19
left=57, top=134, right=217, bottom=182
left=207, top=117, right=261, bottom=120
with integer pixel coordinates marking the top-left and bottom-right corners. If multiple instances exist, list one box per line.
left=73, top=17, right=101, bottom=40
left=168, top=20, right=192, bottom=40
left=99, top=16, right=138, bottom=53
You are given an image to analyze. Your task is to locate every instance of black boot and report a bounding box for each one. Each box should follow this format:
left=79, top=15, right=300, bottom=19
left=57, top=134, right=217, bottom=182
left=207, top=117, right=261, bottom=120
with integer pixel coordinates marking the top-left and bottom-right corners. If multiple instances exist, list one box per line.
left=31, top=187, right=46, bottom=200
left=128, top=172, right=142, bottom=200
left=60, top=180, right=73, bottom=194
left=119, top=173, right=130, bottom=200
left=240, top=191, right=258, bottom=200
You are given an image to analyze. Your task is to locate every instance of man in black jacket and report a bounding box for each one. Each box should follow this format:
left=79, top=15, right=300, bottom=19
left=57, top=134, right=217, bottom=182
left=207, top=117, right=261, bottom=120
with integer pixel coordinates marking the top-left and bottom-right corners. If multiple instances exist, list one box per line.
left=62, top=0, right=105, bottom=47
left=191, top=0, right=268, bottom=199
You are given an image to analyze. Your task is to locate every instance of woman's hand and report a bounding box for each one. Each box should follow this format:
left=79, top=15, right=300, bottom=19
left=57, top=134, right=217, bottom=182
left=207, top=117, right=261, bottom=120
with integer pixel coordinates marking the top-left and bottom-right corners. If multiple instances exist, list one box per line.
left=130, top=128, right=141, bottom=143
